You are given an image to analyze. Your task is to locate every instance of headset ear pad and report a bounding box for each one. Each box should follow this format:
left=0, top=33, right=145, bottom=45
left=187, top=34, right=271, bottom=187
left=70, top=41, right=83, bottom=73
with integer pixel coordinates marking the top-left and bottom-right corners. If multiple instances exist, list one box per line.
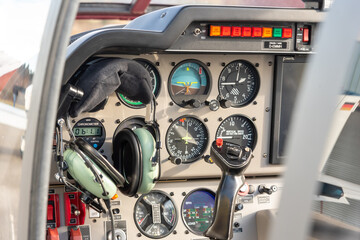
left=113, top=128, right=158, bottom=197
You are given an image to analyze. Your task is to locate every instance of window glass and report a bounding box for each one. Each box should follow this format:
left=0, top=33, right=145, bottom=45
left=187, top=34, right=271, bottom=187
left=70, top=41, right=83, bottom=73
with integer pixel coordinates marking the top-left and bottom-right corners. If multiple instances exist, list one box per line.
left=0, top=0, right=50, bottom=239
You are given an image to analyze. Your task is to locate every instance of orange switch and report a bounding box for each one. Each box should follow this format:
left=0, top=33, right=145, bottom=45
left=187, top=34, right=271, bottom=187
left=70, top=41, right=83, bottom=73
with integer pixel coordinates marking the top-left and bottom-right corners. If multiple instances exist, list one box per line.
left=262, top=27, right=272, bottom=38
left=70, top=228, right=83, bottom=240
left=216, top=138, right=223, bottom=148
left=209, top=25, right=221, bottom=36
left=47, top=228, right=60, bottom=240
left=47, top=205, right=54, bottom=221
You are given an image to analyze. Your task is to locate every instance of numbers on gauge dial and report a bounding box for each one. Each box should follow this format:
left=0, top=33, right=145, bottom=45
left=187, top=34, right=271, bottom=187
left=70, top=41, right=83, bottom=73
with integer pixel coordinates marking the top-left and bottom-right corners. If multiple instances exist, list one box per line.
left=219, top=60, right=260, bottom=107
left=216, top=115, right=257, bottom=150
left=166, top=117, right=209, bottom=163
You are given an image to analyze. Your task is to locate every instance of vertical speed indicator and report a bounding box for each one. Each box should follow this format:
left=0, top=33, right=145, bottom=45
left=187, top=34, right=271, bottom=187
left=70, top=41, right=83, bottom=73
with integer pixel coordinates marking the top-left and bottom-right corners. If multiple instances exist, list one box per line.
left=216, top=115, right=257, bottom=150
left=218, top=60, right=260, bottom=107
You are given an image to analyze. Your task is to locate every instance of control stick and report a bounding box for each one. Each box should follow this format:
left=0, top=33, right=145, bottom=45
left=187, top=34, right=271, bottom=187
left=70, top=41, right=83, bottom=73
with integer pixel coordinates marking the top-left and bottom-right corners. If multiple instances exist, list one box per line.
left=204, top=139, right=253, bottom=240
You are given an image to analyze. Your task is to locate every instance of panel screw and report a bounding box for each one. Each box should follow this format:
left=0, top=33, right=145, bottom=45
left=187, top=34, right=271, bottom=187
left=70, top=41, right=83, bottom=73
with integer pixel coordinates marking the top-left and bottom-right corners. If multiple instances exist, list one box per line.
left=263, top=153, right=268, bottom=158
left=115, top=102, right=121, bottom=106
left=137, top=233, right=142, bottom=237
left=252, top=117, right=256, bottom=121
left=182, top=192, right=186, bottom=196
left=101, top=119, right=104, bottom=123
left=171, top=62, right=175, bottom=66
left=173, top=230, right=177, bottom=235
left=221, top=62, right=226, bottom=67
left=207, top=62, right=211, bottom=66
left=169, top=118, right=173, bottom=123
left=100, top=149, right=104, bottom=153
left=185, top=230, right=189, bottom=234
left=170, top=192, right=174, bottom=196
left=72, top=120, right=76, bottom=123
left=265, top=107, right=270, bottom=112
left=135, top=194, right=139, bottom=198
left=161, top=12, right=166, bottom=18
left=255, top=63, right=260, bottom=67
left=253, top=101, right=257, bottom=105
left=218, top=117, right=223, bottom=121
left=169, top=102, right=174, bottom=106
left=115, top=119, right=120, bottom=124
left=92, top=219, right=97, bottom=223
left=268, top=61, right=273, bottom=66
left=204, top=118, right=208, bottom=122
left=156, top=62, right=160, bottom=66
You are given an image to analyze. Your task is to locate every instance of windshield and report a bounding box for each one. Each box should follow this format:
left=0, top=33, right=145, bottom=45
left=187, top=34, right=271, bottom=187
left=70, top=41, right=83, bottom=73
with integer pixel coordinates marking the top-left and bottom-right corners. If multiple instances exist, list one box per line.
left=0, top=0, right=50, bottom=239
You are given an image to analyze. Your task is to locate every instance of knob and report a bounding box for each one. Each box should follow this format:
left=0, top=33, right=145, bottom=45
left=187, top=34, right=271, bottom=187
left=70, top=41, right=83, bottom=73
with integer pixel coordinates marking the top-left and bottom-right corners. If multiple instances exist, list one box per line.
left=169, top=156, right=181, bottom=165
left=186, top=99, right=201, bottom=108
left=235, top=203, right=243, bottom=212
left=220, top=99, right=231, bottom=108
left=205, top=99, right=220, bottom=111
left=258, top=185, right=273, bottom=195
left=238, top=182, right=249, bottom=196
left=248, top=185, right=255, bottom=194
left=204, top=155, right=213, bottom=164
left=108, top=229, right=126, bottom=240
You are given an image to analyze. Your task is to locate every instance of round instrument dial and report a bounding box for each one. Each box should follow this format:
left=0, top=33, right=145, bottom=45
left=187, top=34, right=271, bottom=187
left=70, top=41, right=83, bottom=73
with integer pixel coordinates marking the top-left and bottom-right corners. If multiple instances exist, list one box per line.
left=216, top=115, right=257, bottom=150
left=134, top=191, right=177, bottom=239
left=72, top=118, right=105, bottom=150
left=117, top=59, right=161, bottom=108
left=218, top=60, right=260, bottom=107
left=166, top=116, right=209, bottom=163
left=169, top=60, right=211, bottom=108
left=182, top=189, right=215, bottom=235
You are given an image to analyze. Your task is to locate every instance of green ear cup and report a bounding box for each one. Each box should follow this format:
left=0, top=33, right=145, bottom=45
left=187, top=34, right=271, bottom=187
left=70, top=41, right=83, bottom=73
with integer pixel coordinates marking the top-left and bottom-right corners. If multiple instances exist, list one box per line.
left=133, top=128, right=159, bottom=194
left=64, top=149, right=117, bottom=199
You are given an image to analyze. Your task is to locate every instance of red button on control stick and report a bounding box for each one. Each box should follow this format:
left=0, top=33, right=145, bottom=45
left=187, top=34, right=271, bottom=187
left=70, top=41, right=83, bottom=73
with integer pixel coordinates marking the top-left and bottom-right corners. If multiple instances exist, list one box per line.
left=216, top=138, right=223, bottom=148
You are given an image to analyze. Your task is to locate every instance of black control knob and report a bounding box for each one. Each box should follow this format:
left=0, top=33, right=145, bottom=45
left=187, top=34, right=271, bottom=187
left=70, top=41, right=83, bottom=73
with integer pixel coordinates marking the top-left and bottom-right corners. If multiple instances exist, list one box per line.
left=205, top=99, right=220, bottom=111
left=169, top=156, right=182, bottom=165
left=258, top=185, right=273, bottom=195
left=186, top=99, right=201, bottom=108
left=235, top=203, right=244, bottom=212
left=220, top=99, right=231, bottom=108
left=204, top=155, right=213, bottom=164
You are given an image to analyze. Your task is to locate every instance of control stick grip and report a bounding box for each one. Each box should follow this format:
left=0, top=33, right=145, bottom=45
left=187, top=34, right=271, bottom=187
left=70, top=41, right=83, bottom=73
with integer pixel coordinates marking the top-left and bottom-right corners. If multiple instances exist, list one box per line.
left=205, top=173, right=245, bottom=240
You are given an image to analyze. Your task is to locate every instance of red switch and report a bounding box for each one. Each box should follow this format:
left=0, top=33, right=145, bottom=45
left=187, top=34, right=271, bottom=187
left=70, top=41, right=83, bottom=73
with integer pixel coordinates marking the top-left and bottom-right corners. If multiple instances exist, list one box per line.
left=70, top=228, right=83, bottom=240
left=221, top=26, right=231, bottom=36
left=242, top=27, right=252, bottom=37
left=64, top=192, right=86, bottom=226
left=47, top=205, right=54, bottom=221
left=252, top=27, right=262, bottom=37
left=47, top=228, right=60, bottom=240
left=303, top=28, right=310, bottom=42
left=282, top=28, right=292, bottom=38
left=231, top=26, right=241, bottom=37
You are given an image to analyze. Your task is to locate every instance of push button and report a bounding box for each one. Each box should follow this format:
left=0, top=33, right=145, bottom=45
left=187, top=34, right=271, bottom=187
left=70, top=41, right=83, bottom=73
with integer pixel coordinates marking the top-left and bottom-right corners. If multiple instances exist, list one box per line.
left=242, top=27, right=252, bottom=37
left=273, top=28, right=282, bottom=38
left=252, top=27, right=262, bottom=37
left=231, top=26, right=241, bottom=37
left=209, top=25, right=221, bottom=36
left=282, top=28, right=292, bottom=38
left=262, top=27, right=272, bottom=38
left=221, top=26, right=231, bottom=36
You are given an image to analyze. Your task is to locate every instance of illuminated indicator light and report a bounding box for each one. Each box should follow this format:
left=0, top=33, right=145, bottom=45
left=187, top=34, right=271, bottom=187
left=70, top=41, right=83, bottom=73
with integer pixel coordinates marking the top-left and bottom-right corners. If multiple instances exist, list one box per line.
left=282, top=28, right=292, bottom=38
left=273, top=28, right=282, bottom=37
left=252, top=27, right=262, bottom=37
left=303, top=28, right=310, bottom=42
left=242, top=27, right=252, bottom=37
left=209, top=25, right=221, bottom=36
left=186, top=67, right=189, bottom=71
left=199, top=67, right=202, bottom=74
left=262, top=27, right=272, bottom=38
left=111, top=194, right=118, bottom=200
left=180, top=118, right=185, bottom=123
left=231, top=26, right=241, bottom=37
left=221, top=26, right=231, bottom=36
left=341, top=102, right=355, bottom=111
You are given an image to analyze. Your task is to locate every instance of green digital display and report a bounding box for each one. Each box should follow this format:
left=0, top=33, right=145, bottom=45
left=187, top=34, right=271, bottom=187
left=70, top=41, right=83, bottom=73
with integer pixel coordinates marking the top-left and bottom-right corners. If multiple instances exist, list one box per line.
left=73, top=127, right=102, bottom=137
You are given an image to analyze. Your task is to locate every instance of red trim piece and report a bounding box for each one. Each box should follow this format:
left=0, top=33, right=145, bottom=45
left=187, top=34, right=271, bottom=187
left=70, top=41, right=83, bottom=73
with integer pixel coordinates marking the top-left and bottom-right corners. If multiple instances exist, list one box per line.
left=131, top=0, right=151, bottom=15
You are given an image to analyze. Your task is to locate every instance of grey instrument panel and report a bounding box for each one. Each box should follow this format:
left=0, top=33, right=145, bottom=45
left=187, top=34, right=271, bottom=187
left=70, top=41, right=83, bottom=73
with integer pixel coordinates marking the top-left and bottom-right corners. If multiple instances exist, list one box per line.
left=71, top=53, right=283, bottom=180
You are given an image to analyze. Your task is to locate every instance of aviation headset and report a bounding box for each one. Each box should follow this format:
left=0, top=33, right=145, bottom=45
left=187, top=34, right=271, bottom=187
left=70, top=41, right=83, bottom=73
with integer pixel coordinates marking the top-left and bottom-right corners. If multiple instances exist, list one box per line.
left=58, top=59, right=160, bottom=200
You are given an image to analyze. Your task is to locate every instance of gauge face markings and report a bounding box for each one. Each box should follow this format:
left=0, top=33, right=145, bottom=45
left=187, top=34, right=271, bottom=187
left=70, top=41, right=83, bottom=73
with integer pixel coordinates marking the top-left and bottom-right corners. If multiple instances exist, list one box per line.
left=168, top=60, right=211, bottom=108
left=134, top=191, right=177, bottom=239
left=216, top=115, right=257, bottom=150
left=166, top=116, right=209, bottom=163
left=117, top=59, right=161, bottom=108
left=219, top=60, right=260, bottom=107
left=182, top=189, right=215, bottom=235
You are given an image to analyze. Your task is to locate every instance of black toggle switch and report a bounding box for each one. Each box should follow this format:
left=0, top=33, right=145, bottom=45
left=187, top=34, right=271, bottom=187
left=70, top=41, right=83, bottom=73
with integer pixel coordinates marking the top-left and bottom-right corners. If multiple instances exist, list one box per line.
left=226, top=147, right=242, bottom=159
left=186, top=99, right=201, bottom=108
left=258, top=185, right=273, bottom=195
left=220, top=99, right=231, bottom=108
